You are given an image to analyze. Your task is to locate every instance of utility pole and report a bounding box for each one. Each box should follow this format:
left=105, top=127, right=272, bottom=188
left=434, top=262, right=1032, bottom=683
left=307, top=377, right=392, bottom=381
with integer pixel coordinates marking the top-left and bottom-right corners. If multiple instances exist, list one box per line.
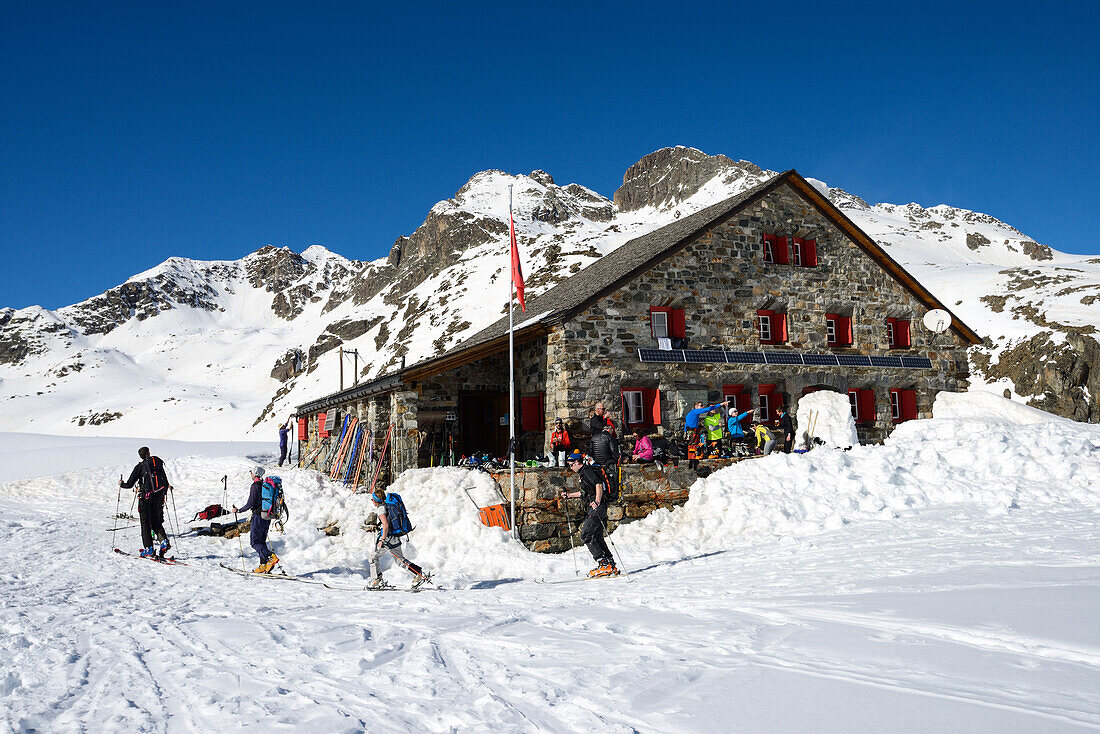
left=339, top=346, right=344, bottom=391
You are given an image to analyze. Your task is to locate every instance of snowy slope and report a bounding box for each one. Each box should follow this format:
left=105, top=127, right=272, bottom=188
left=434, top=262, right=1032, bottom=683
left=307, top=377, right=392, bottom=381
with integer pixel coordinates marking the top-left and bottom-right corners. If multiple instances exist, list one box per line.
left=1, top=392, right=1098, bottom=731
left=2, top=147, right=1097, bottom=441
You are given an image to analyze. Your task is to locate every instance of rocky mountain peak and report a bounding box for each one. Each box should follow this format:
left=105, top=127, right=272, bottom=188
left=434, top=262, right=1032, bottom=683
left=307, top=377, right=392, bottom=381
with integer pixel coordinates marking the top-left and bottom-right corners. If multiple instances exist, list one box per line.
left=613, top=146, right=766, bottom=213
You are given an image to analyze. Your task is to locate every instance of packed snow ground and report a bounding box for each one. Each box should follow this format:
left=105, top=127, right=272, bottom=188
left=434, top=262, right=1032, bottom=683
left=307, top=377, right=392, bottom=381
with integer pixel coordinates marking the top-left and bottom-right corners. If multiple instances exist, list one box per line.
left=1, top=393, right=1098, bottom=732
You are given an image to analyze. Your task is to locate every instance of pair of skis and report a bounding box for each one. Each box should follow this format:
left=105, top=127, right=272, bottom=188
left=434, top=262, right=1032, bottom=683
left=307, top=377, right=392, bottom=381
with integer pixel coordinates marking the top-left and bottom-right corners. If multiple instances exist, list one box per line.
left=114, top=547, right=189, bottom=566
left=217, top=562, right=436, bottom=592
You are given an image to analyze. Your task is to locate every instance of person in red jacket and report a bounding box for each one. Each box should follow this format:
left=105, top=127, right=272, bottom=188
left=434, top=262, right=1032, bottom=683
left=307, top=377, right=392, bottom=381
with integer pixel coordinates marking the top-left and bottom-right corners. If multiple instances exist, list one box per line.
left=549, top=418, right=572, bottom=467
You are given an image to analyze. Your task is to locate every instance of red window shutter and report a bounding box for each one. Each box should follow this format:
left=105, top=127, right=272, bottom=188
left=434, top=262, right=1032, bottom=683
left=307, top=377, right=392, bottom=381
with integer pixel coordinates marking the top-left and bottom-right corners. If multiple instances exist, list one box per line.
left=901, top=390, right=917, bottom=421
left=738, top=392, right=752, bottom=414
left=671, top=309, right=686, bottom=339
left=520, top=396, right=542, bottom=432
left=297, top=418, right=307, bottom=441
left=776, top=237, right=790, bottom=264
left=859, top=390, right=875, bottom=424
left=898, top=320, right=911, bottom=348
left=318, top=412, right=329, bottom=438
left=775, top=312, right=788, bottom=343
left=804, top=239, right=818, bottom=266
left=645, top=388, right=661, bottom=425
left=843, top=316, right=853, bottom=345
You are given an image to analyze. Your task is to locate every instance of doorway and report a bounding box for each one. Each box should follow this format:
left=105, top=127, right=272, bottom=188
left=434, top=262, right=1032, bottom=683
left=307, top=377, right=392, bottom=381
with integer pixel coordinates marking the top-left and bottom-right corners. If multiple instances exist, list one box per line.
left=458, top=391, right=509, bottom=458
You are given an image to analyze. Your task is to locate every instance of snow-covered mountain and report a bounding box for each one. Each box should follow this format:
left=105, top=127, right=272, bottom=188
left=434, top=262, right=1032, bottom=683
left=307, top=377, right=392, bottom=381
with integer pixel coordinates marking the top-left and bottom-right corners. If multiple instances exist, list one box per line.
left=2, top=147, right=1097, bottom=439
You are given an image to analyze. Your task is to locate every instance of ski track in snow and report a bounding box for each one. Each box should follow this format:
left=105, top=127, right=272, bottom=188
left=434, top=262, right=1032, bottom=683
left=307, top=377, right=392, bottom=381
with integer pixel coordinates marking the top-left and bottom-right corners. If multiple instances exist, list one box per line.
left=3, top=393, right=1100, bottom=733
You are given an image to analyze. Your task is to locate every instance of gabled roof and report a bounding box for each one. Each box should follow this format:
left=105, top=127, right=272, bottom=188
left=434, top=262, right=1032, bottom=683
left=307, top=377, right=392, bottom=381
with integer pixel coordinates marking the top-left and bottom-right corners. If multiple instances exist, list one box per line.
left=401, top=169, right=980, bottom=381
left=299, top=169, right=980, bottom=411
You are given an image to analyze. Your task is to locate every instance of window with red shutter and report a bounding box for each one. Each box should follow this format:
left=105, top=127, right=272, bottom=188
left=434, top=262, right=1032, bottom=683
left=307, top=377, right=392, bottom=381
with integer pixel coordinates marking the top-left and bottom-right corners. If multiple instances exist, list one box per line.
left=758, top=384, right=777, bottom=425
left=890, top=389, right=918, bottom=423
left=757, top=310, right=773, bottom=344
left=793, top=238, right=818, bottom=267
left=827, top=314, right=853, bottom=346
left=622, top=388, right=660, bottom=427
left=897, top=319, right=911, bottom=348
left=763, top=234, right=777, bottom=263
left=723, top=385, right=753, bottom=415
left=775, top=312, right=788, bottom=343
left=858, top=390, right=875, bottom=424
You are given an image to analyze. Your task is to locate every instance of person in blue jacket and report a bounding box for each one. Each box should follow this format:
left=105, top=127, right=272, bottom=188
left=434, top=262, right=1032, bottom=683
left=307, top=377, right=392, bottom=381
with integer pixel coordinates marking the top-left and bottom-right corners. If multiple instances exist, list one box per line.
left=278, top=418, right=291, bottom=467
left=727, top=407, right=755, bottom=455
left=683, top=399, right=731, bottom=443
left=233, top=466, right=279, bottom=573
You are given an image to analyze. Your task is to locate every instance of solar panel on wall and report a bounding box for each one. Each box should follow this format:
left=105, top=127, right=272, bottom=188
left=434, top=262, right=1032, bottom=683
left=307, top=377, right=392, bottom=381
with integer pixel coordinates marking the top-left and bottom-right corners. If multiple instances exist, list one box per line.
left=836, top=354, right=873, bottom=367
left=802, top=354, right=839, bottom=366
left=764, top=352, right=804, bottom=366
left=869, top=355, right=905, bottom=368
left=684, top=350, right=727, bottom=364
left=638, top=348, right=684, bottom=363
left=901, top=356, right=934, bottom=369
left=724, top=351, right=767, bottom=364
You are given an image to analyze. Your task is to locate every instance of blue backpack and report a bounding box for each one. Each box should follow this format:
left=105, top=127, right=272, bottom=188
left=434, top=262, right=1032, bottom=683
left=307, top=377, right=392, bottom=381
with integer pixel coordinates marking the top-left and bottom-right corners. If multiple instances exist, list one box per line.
left=260, top=476, right=287, bottom=522
left=383, top=493, right=413, bottom=537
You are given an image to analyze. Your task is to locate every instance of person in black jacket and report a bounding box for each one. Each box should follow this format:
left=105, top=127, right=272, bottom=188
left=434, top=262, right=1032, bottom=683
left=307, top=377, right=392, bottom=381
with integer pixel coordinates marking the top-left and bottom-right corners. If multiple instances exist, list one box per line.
left=588, top=422, right=619, bottom=468
left=232, top=466, right=279, bottom=573
left=561, top=452, right=619, bottom=578
left=587, top=402, right=611, bottom=435
left=119, top=446, right=172, bottom=558
left=778, top=405, right=795, bottom=454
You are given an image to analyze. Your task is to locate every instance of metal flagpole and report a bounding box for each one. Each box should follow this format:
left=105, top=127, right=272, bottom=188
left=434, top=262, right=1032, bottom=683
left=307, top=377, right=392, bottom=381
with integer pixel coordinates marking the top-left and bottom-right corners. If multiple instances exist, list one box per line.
left=508, top=184, right=517, bottom=539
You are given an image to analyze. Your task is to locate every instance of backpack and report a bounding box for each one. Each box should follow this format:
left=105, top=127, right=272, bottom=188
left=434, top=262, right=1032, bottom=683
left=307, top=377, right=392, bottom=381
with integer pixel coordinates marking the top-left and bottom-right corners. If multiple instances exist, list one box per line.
left=582, top=465, right=620, bottom=504
left=383, top=493, right=413, bottom=537
left=260, top=476, right=288, bottom=522
left=193, top=504, right=226, bottom=521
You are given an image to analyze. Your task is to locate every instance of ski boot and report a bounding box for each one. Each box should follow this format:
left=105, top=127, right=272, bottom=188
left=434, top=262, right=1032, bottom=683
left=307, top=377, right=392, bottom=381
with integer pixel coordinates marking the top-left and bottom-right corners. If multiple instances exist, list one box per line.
left=411, top=572, right=433, bottom=590
left=267, top=553, right=279, bottom=569
left=158, top=538, right=171, bottom=559
left=587, top=562, right=620, bottom=579
left=139, top=546, right=156, bottom=558
left=367, top=576, right=389, bottom=590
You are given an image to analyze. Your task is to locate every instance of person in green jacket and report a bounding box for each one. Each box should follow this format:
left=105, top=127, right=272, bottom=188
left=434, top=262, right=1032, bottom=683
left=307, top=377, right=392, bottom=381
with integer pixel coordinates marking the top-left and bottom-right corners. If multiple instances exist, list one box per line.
left=702, top=408, right=725, bottom=458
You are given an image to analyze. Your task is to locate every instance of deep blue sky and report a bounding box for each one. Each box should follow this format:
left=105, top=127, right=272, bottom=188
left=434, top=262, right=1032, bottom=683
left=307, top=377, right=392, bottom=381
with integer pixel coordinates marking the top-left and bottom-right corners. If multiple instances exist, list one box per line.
left=2, top=1, right=1097, bottom=310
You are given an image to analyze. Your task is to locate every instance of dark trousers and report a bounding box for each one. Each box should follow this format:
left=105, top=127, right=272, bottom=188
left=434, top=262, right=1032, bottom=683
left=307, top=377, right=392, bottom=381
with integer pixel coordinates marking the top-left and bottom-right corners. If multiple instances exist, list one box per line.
left=138, top=495, right=167, bottom=549
left=580, top=502, right=612, bottom=565
left=278, top=443, right=288, bottom=467
left=783, top=437, right=793, bottom=454
left=250, top=514, right=272, bottom=561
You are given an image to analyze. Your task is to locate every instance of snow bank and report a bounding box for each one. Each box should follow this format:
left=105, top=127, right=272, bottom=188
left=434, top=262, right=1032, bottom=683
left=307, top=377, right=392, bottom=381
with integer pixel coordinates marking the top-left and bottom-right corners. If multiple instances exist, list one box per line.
left=794, top=390, right=858, bottom=448
left=932, top=389, right=1074, bottom=425
left=614, top=392, right=1100, bottom=561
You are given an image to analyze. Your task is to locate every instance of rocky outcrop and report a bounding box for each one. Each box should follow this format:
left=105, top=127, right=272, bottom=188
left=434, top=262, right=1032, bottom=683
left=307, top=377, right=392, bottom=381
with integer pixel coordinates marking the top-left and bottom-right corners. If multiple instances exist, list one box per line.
left=974, top=332, right=1100, bottom=422
left=613, top=147, right=764, bottom=212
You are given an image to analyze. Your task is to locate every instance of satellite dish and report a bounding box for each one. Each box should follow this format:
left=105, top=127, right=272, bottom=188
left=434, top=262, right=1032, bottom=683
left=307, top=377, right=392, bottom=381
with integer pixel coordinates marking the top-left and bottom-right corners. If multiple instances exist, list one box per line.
left=923, top=309, right=951, bottom=334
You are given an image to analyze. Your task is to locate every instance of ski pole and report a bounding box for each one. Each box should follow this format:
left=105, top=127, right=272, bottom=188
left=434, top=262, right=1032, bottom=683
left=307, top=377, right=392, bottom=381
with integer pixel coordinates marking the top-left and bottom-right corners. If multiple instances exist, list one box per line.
left=562, top=493, right=579, bottom=577
left=234, top=510, right=246, bottom=572
left=167, top=485, right=183, bottom=554
left=111, top=476, right=123, bottom=550
left=596, top=512, right=629, bottom=578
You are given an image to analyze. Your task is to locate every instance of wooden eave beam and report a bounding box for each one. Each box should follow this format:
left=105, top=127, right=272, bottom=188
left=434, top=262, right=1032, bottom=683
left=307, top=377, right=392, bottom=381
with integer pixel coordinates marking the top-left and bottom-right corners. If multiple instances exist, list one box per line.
left=400, top=323, right=550, bottom=383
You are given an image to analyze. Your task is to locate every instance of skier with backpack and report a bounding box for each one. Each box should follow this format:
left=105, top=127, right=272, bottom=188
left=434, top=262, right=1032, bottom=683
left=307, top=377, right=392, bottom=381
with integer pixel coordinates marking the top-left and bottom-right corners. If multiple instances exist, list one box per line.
left=367, top=489, right=430, bottom=588
left=232, top=466, right=282, bottom=573
left=561, top=451, right=619, bottom=578
left=119, top=447, right=173, bottom=559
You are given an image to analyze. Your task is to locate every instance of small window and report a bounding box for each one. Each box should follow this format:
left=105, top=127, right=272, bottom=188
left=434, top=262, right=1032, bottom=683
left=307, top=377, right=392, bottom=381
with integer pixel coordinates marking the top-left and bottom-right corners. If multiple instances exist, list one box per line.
left=886, top=318, right=911, bottom=349
left=622, top=388, right=661, bottom=427
left=793, top=238, right=818, bottom=267
left=826, top=313, right=853, bottom=347
left=849, top=388, right=875, bottom=424
left=890, top=388, right=918, bottom=423
left=652, top=311, right=669, bottom=339
left=762, top=234, right=789, bottom=264
left=624, top=390, right=644, bottom=424
left=757, top=309, right=788, bottom=345
left=650, top=307, right=685, bottom=340
left=758, top=393, right=770, bottom=422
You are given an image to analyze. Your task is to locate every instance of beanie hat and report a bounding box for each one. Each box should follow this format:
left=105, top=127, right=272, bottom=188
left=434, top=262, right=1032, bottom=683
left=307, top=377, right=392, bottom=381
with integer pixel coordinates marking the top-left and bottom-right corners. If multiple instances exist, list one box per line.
left=251, top=466, right=265, bottom=478
left=566, top=451, right=584, bottom=463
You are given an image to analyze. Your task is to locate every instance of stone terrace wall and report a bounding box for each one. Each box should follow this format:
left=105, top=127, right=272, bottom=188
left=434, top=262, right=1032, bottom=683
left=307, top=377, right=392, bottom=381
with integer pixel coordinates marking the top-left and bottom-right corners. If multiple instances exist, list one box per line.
left=487, top=460, right=737, bottom=553
left=545, top=181, right=971, bottom=443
